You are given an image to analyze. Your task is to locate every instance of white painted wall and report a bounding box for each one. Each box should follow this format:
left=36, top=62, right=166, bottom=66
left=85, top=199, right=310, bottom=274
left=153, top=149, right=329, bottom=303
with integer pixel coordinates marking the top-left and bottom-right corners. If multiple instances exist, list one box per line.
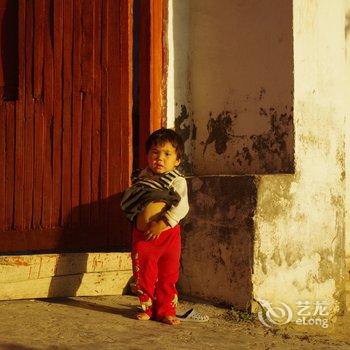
left=166, top=0, right=190, bottom=123
left=345, top=0, right=350, bottom=260
left=253, top=0, right=346, bottom=317
left=168, top=0, right=294, bottom=175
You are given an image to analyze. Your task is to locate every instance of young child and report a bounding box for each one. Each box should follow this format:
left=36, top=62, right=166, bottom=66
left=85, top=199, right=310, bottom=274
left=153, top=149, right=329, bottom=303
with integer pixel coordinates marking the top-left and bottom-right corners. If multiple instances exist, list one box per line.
left=121, top=128, right=189, bottom=325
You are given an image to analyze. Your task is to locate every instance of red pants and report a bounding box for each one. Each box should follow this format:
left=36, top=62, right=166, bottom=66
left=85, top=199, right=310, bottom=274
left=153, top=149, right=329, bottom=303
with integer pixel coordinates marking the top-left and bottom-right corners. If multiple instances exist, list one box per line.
left=131, top=225, right=181, bottom=320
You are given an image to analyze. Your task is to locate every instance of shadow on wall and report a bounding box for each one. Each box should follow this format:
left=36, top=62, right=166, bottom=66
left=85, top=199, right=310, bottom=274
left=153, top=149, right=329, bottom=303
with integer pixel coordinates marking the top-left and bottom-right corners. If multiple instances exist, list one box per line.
left=179, top=176, right=257, bottom=310
left=47, top=193, right=131, bottom=298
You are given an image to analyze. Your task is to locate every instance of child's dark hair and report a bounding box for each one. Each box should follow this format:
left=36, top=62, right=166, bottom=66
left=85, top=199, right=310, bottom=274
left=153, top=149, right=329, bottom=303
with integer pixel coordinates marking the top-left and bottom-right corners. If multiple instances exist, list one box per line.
left=146, top=128, right=184, bottom=160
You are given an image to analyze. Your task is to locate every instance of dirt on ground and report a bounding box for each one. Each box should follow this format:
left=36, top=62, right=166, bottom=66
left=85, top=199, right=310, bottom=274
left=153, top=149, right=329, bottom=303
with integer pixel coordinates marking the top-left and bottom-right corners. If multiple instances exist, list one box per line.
left=0, top=295, right=348, bottom=350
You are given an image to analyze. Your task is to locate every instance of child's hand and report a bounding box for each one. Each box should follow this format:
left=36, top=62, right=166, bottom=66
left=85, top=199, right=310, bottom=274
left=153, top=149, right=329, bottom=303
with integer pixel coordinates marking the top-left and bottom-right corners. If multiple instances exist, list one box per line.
left=144, top=219, right=169, bottom=241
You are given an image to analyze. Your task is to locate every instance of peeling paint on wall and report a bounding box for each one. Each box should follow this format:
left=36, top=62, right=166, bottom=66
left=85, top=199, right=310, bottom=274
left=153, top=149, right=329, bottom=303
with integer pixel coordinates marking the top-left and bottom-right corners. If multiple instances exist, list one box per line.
left=186, top=0, right=294, bottom=175
left=203, top=111, right=233, bottom=155
left=249, top=105, right=294, bottom=172
left=179, top=176, right=257, bottom=309
left=198, top=100, right=294, bottom=174
left=345, top=10, right=350, bottom=40
left=175, top=104, right=196, bottom=174
left=169, top=0, right=346, bottom=316
left=175, top=105, right=191, bottom=142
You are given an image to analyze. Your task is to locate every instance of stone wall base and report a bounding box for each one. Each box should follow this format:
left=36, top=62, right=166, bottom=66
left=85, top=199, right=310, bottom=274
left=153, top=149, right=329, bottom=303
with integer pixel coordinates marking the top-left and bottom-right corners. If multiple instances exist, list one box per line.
left=0, top=253, right=132, bottom=300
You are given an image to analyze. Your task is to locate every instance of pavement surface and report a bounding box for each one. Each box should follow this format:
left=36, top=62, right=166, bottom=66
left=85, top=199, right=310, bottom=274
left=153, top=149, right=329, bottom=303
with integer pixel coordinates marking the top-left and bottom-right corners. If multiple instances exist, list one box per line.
left=0, top=295, right=349, bottom=349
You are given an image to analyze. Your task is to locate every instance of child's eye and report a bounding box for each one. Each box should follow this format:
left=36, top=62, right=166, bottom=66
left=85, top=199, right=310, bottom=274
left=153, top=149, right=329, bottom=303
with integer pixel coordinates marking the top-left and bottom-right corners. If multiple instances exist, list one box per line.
left=165, top=153, right=171, bottom=156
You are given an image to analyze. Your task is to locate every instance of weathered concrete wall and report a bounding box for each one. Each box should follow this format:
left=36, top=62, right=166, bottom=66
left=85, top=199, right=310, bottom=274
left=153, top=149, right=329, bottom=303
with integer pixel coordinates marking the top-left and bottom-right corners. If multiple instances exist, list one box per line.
left=169, top=0, right=294, bottom=175
left=253, top=0, right=346, bottom=317
left=345, top=0, right=350, bottom=261
left=169, top=0, right=347, bottom=318
left=179, top=176, right=256, bottom=308
left=344, top=0, right=350, bottom=312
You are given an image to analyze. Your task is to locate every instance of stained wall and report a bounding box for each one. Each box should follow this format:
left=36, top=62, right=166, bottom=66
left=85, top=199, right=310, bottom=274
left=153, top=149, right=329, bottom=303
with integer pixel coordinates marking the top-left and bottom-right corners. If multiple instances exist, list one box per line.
left=167, top=0, right=347, bottom=316
left=345, top=0, right=350, bottom=264
left=180, top=176, right=256, bottom=307
left=251, top=0, right=346, bottom=317
left=169, top=0, right=294, bottom=175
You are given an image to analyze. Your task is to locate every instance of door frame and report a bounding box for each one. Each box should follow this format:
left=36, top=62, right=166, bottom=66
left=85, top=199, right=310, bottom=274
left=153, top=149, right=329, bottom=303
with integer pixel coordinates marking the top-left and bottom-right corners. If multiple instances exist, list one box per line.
left=138, top=0, right=167, bottom=168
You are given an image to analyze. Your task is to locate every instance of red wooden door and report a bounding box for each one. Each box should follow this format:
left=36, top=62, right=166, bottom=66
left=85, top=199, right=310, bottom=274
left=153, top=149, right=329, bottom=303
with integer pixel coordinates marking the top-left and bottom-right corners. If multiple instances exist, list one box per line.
left=0, top=0, right=132, bottom=253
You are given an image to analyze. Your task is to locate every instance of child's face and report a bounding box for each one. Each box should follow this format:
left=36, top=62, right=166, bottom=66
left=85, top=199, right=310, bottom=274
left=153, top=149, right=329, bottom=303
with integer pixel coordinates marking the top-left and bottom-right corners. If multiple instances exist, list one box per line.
left=147, top=141, right=180, bottom=174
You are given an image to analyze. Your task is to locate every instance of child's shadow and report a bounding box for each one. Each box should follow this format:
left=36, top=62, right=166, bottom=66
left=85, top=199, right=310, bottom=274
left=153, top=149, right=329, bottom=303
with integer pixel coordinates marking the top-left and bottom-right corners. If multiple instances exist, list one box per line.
left=46, top=193, right=132, bottom=306
left=41, top=298, right=137, bottom=320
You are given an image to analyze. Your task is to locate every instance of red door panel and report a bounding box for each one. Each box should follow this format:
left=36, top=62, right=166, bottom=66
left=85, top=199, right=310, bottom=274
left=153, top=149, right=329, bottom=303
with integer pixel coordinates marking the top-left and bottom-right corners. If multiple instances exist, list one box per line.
left=0, top=0, right=132, bottom=253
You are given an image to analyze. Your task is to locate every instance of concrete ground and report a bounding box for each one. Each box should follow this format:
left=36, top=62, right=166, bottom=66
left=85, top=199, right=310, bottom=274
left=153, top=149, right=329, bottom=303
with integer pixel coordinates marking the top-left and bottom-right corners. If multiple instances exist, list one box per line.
left=0, top=295, right=349, bottom=350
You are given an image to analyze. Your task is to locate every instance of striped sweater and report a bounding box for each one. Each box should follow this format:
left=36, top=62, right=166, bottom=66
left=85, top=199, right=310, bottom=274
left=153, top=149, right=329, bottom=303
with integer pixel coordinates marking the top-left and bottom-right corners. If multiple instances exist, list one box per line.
left=120, top=167, right=189, bottom=227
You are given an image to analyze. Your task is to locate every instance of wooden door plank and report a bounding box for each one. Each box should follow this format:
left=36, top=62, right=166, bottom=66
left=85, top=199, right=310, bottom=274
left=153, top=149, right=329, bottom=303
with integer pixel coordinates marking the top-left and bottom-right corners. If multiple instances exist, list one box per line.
left=14, top=96, right=25, bottom=230
left=138, top=0, right=151, bottom=168
left=52, top=0, right=64, bottom=227
left=120, top=0, right=132, bottom=189
left=14, top=0, right=26, bottom=229
left=91, top=0, right=102, bottom=225
left=107, top=0, right=121, bottom=245
left=42, top=0, right=54, bottom=228
left=23, top=0, right=35, bottom=230
left=33, top=0, right=45, bottom=99
left=32, top=101, right=44, bottom=228
left=71, top=0, right=83, bottom=227
left=0, top=0, right=5, bottom=90
left=5, top=102, right=15, bottom=230
left=100, top=0, right=109, bottom=235
left=61, top=0, right=73, bottom=227
left=80, top=0, right=94, bottom=225
left=0, top=102, right=5, bottom=230
left=32, top=0, right=46, bottom=228
left=119, top=0, right=133, bottom=247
